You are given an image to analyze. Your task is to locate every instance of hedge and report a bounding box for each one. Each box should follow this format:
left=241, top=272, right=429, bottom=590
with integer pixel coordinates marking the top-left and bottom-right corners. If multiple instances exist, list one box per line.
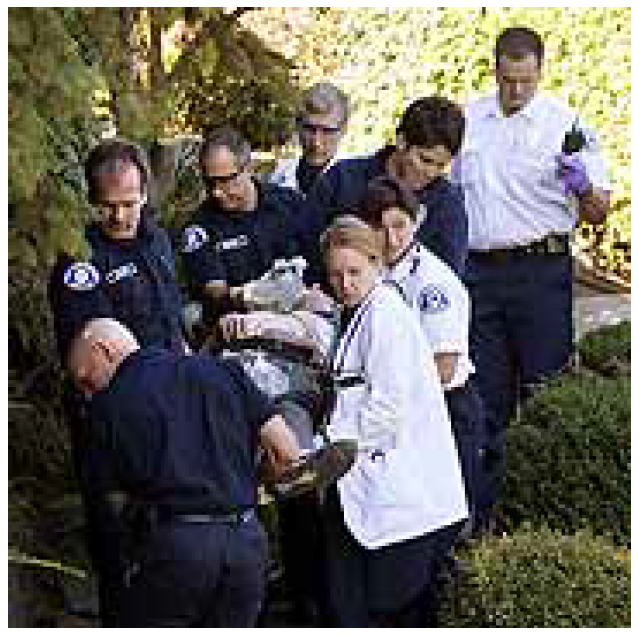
left=577, top=320, right=631, bottom=376
left=496, top=371, right=630, bottom=546
left=437, top=524, right=630, bottom=628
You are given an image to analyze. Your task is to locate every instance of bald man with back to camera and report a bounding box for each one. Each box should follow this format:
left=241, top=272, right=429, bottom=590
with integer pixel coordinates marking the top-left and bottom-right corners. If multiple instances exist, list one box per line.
left=64, top=318, right=354, bottom=627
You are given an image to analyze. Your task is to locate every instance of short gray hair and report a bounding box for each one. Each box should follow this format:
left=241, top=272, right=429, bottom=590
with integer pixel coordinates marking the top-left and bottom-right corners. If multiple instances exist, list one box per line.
left=301, top=82, right=350, bottom=125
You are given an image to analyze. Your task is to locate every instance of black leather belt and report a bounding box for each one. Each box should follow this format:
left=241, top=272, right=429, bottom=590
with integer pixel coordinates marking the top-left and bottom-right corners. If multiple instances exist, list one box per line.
left=158, top=507, right=255, bottom=526
left=470, top=234, right=570, bottom=263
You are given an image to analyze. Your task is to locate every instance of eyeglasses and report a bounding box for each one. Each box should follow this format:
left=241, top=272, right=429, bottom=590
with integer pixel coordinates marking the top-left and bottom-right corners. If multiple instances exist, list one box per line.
left=296, top=117, right=343, bottom=136
left=202, top=159, right=249, bottom=190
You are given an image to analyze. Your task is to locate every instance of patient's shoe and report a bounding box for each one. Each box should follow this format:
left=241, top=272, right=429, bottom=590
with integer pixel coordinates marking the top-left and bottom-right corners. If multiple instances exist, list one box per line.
left=272, top=439, right=357, bottom=499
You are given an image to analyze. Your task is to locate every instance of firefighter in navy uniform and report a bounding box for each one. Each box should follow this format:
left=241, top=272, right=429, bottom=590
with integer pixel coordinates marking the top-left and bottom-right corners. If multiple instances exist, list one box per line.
left=180, top=126, right=333, bottom=625
left=180, top=125, right=313, bottom=327
left=267, top=82, right=350, bottom=196
left=304, top=95, right=468, bottom=280
left=50, top=140, right=186, bottom=356
left=64, top=318, right=353, bottom=627
left=48, top=139, right=187, bottom=625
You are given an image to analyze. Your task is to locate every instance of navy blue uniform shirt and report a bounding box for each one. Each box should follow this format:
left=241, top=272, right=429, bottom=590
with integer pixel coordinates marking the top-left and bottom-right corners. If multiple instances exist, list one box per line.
left=180, top=181, right=311, bottom=296
left=89, top=347, right=277, bottom=513
left=49, top=211, right=185, bottom=359
left=306, top=146, right=469, bottom=276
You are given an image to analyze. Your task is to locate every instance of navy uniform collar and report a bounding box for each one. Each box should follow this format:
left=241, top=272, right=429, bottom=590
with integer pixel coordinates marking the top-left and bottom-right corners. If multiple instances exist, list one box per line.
left=100, top=346, right=167, bottom=396
left=86, top=207, right=157, bottom=248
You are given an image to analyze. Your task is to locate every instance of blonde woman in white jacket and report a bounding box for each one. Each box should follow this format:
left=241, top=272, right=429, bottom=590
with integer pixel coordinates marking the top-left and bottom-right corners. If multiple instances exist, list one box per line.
left=320, top=217, right=468, bottom=627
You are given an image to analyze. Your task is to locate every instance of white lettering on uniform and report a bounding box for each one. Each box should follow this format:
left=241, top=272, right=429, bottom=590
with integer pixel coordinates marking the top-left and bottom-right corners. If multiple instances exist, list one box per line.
left=106, top=263, right=138, bottom=285
left=215, top=235, right=250, bottom=252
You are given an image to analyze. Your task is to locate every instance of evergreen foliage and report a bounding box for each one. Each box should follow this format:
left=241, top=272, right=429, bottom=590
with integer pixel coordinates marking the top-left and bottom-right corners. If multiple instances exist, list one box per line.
left=577, top=320, right=631, bottom=376
left=437, top=525, right=630, bottom=628
left=496, top=371, right=630, bottom=547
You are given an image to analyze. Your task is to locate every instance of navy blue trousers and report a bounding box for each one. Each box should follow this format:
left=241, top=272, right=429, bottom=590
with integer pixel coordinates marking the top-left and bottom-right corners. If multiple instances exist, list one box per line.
left=64, top=387, right=126, bottom=626
left=323, top=487, right=462, bottom=627
left=464, top=252, right=573, bottom=494
left=115, top=517, right=268, bottom=627
left=278, top=492, right=328, bottom=623
left=445, top=380, right=492, bottom=533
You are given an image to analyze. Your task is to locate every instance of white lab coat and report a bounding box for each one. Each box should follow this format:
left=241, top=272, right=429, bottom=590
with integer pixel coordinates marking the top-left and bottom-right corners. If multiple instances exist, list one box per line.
left=328, top=281, right=468, bottom=549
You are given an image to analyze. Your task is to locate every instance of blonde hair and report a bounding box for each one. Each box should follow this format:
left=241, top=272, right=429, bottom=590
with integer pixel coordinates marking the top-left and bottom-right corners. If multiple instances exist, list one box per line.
left=320, top=215, right=383, bottom=264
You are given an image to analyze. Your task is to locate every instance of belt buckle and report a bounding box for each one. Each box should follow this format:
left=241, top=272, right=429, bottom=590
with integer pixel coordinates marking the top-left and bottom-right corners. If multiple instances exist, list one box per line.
left=547, top=234, right=566, bottom=255
left=231, top=508, right=252, bottom=524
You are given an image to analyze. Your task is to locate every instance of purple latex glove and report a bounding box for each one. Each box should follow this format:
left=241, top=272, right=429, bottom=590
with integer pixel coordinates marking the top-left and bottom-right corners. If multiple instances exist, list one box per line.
left=556, top=153, right=592, bottom=197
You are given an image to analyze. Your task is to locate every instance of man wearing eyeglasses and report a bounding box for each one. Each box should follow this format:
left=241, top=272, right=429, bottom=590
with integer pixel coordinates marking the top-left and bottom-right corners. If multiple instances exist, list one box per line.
left=180, top=126, right=311, bottom=322
left=268, top=82, right=350, bottom=196
left=181, top=125, right=338, bottom=626
left=48, top=139, right=187, bottom=625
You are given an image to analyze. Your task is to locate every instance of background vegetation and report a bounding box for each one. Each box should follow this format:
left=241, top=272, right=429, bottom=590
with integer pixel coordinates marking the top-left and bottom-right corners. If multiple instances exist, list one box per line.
left=437, top=525, right=630, bottom=628
left=8, top=7, right=631, bottom=626
left=436, top=321, right=631, bottom=628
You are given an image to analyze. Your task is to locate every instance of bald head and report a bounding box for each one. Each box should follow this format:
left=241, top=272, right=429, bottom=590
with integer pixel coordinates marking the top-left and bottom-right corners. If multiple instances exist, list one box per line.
left=67, top=318, right=140, bottom=398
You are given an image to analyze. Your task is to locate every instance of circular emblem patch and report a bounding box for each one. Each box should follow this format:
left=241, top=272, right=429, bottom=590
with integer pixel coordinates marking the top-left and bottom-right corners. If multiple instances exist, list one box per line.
left=418, top=284, right=450, bottom=313
left=182, top=225, right=208, bottom=253
left=63, top=262, right=101, bottom=291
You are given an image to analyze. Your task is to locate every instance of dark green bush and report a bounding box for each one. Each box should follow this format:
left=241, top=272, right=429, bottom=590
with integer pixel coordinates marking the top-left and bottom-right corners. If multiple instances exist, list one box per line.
left=497, top=372, right=630, bottom=546
left=438, top=525, right=630, bottom=628
left=578, top=320, right=631, bottom=376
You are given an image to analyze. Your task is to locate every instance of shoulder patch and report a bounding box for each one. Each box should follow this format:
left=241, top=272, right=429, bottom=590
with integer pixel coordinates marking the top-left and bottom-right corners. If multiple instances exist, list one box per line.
left=182, top=225, right=208, bottom=253
left=63, top=262, right=101, bottom=291
left=418, top=284, right=450, bottom=314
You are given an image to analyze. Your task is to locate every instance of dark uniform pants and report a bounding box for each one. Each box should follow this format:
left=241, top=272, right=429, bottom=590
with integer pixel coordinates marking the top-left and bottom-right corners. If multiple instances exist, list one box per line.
left=64, top=387, right=126, bottom=627
left=274, top=397, right=328, bottom=624
left=116, top=516, right=268, bottom=627
left=323, top=487, right=462, bottom=627
left=465, top=252, right=573, bottom=489
left=445, top=380, right=492, bottom=533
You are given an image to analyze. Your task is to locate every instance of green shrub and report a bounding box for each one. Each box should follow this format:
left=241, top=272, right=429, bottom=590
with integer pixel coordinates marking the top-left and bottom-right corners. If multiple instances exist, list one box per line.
left=578, top=320, right=631, bottom=376
left=497, top=372, right=630, bottom=546
left=438, top=525, right=631, bottom=628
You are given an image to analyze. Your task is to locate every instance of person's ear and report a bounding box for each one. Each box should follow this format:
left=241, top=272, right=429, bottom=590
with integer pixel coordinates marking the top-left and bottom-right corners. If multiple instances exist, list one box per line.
left=396, top=133, right=406, bottom=152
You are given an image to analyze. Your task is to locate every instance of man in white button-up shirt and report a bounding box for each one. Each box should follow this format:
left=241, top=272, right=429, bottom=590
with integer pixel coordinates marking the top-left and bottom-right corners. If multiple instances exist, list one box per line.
left=452, top=27, right=612, bottom=482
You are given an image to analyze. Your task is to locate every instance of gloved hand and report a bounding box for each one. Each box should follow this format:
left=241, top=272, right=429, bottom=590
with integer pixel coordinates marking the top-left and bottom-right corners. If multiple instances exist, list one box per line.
left=556, top=153, right=592, bottom=198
